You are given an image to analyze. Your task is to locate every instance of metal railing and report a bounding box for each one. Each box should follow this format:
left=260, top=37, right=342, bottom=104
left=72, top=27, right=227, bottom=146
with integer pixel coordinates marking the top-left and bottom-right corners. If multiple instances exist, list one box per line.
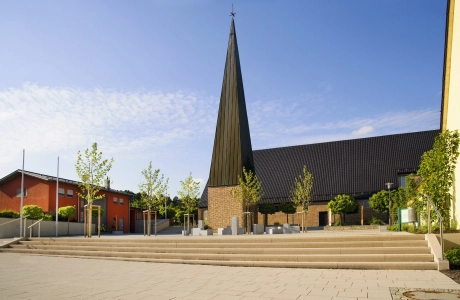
left=0, top=215, right=29, bottom=237
left=28, top=219, right=43, bottom=238
left=424, top=194, right=444, bottom=260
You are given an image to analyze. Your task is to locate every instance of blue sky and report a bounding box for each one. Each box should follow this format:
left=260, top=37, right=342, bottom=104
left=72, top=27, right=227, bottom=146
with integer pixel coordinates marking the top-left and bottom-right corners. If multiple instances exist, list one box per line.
left=0, top=1, right=446, bottom=197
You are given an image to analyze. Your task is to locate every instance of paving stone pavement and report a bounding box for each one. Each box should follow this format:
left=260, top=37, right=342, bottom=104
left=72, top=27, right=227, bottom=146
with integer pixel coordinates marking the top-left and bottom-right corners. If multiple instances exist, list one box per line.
left=1, top=253, right=460, bottom=299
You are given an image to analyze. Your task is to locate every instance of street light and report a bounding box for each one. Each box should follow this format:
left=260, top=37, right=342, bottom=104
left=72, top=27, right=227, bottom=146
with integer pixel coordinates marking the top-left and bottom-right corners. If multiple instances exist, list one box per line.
left=386, top=182, right=393, bottom=225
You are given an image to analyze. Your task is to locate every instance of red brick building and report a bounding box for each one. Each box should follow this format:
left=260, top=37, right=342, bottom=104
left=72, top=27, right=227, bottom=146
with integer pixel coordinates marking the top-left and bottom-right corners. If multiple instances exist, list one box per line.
left=0, top=170, right=131, bottom=233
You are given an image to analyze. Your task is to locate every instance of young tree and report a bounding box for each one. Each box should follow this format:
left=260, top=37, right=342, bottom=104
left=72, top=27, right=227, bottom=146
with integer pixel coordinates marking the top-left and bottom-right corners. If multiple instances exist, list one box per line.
left=290, top=165, right=313, bottom=211
left=178, top=173, right=200, bottom=232
left=418, top=130, right=460, bottom=226
left=75, top=142, right=113, bottom=237
left=139, top=162, right=168, bottom=236
left=258, top=203, right=276, bottom=227
left=327, top=194, right=359, bottom=225
left=58, top=206, right=76, bottom=236
left=230, top=167, right=263, bottom=212
left=178, top=172, right=200, bottom=215
left=279, top=202, right=296, bottom=224
left=369, top=189, right=396, bottom=224
left=290, top=165, right=313, bottom=232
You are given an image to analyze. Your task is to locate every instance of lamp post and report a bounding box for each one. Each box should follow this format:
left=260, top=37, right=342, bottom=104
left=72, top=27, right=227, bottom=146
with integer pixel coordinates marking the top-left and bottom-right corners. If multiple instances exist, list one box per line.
left=386, top=182, right=393, bottom=225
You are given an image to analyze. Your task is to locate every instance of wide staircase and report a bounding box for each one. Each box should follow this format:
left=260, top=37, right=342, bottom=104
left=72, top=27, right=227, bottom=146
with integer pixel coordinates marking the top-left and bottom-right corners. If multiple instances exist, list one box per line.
left=0, top=234, right=438, bottom=270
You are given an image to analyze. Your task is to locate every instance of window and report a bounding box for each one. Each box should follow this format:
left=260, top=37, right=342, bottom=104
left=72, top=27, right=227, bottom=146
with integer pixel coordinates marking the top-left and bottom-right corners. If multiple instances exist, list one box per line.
left=113, top=197, right=118, bottom=204
left=58, top=188, right=65, bottom=197
left=16, top=188, right=27, bottom=197
left=363, top=200, right=370, bottom=208
left=67, top=190, right=73, bottom=198
left=119, top=198, right=124, bottom=205
left=398, top=175, right=407, bottom=188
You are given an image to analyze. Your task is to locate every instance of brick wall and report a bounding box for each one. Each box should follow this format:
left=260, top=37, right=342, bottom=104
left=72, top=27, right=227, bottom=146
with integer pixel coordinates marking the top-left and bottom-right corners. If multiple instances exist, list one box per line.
left=208, top=186, right=259, bottom=230
left=256, top=200, right=389, bottom=227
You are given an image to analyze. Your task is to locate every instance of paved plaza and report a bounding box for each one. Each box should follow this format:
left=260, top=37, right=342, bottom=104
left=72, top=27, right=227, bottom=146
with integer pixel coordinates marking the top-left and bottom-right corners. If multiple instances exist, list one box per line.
left=1, top=251, right=459, bottom=300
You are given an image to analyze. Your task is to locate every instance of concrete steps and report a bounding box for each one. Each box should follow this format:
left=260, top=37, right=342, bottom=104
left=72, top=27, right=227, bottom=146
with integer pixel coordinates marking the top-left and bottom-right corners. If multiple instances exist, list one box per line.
left=0, top=234, right=438, bottom=270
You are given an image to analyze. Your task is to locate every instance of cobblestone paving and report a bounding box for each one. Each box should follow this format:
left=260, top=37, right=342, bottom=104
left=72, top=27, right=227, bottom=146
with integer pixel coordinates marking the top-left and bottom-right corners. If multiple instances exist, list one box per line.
left=1, top=253, right=460, bottom=299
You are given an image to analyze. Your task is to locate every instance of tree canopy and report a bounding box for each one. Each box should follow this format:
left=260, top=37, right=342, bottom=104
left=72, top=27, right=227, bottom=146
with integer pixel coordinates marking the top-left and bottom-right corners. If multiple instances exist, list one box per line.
left=230, top=167, right=263, bottom=212
left=290, top=165, right=313, bottom=212
left=327, top=194, right=358, bottom=224
left=178, top=172, right=200, bottom=215
left=139, top=161, right=169, bottom=211
left=279, top=201, right=296, bottom=223
left=75, top=142, right=114, bottom=204
left=22, top=205, right=44, bottom=220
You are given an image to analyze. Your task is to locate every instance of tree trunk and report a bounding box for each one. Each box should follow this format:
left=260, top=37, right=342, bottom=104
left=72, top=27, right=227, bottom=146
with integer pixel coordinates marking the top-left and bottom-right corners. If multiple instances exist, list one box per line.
left=88, top=203, right=92, bottom=238
left=67, top=218, right=70, bottom=236
left=286, top=214, right=289, bottom=223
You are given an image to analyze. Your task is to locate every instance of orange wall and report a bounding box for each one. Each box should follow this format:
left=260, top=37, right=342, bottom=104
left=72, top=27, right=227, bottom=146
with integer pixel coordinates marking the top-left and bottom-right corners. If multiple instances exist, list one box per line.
left=0, top=175, right=50, bottom=212
left=104, top=191, right=129, bottom=233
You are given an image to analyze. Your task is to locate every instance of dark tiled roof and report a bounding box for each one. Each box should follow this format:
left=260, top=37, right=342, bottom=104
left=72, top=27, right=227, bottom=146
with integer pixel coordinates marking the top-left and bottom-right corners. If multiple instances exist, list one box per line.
left=199, top=130, right=438, bottom=207
left=0, top=170, right=132, bottom=196
left=208, top=18, right=255, bottom=187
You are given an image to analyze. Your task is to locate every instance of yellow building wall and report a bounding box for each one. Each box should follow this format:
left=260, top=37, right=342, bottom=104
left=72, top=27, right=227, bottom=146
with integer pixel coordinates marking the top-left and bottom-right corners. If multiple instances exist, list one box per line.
left=443, top=0, right=460, bottom=226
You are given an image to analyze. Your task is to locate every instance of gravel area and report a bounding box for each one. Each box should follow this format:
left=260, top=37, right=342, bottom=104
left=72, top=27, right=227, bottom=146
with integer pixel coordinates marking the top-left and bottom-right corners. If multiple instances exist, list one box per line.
left=441, top=270, right=460, bottom=285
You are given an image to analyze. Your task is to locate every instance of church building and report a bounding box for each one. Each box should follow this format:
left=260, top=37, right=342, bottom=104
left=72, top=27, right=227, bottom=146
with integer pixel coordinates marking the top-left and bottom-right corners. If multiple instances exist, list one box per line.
left=198, top=15, right=439, bottom=229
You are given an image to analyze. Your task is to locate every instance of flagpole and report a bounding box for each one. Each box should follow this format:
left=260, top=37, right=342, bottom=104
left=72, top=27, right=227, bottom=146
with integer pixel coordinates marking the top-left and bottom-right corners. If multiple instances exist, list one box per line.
left=19, top=149, right=25, bottom=238
left=56, top=157, right=59, bottom=237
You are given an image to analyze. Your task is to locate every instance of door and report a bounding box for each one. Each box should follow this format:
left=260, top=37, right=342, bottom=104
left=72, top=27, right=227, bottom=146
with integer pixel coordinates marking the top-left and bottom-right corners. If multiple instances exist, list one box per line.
left=119, top=218, right=124, bottom=232
left=319, top=212, right=328, bottom=226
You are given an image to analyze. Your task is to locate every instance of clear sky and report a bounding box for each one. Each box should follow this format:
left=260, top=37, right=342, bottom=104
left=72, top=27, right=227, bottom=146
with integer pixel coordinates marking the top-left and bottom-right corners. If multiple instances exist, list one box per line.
left=0, top=0, right=447, bottom=198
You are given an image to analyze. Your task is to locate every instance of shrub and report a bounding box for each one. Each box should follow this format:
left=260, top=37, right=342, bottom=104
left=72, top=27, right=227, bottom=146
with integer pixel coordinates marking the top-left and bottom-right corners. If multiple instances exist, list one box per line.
left=274, top=222, right=281, bottom=226
left=333, top=219, right=341, bottom=226
left=445, top=248, right=460, bottom=265
left=0, top=210, right=20, bottom=218
left=369, top=217, right=384, bottom=225
left=22, top=205, right=44, bottom=220
left=42, top=214, right=53, bottom=221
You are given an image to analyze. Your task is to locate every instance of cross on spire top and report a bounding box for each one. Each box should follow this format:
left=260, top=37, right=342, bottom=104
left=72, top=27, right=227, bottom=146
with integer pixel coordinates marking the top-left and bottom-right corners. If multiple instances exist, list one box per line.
left=230, top=4, right=235, bottom=18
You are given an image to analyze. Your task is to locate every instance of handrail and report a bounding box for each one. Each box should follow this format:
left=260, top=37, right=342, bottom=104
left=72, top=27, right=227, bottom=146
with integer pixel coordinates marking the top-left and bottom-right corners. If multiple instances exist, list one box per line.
left=424, top=194, right=444, bottom=260
left=28, top=219, right=43, bottom=238
left=0, top=215, right=29, bottom=227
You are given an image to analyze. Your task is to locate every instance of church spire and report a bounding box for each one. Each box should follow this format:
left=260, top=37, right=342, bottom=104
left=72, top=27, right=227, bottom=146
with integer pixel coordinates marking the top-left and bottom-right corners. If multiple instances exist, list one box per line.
left=208, top=17, right=255, bottom=187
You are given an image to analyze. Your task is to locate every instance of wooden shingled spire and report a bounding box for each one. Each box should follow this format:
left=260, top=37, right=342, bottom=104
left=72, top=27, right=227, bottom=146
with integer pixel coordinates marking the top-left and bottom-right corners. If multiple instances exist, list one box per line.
left=208, top=18, right=255, bottom=187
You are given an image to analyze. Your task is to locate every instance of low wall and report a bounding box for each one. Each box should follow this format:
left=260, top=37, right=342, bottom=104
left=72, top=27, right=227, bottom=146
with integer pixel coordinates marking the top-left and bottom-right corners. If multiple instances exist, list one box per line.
left=0, top=218, right=95, bottom=238
left=134, top=218, right=171, bottom=234
left=324, top=225, right=378, bottom=231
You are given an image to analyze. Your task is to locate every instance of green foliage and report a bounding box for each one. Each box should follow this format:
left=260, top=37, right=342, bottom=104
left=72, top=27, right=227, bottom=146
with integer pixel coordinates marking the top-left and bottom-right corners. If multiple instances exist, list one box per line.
left=327, top=194, right=358, bottom=224
left=91, top=208, right=104, bottom=217
left=139, top=162, right=169, bottom=211
left=445, top=248, right=460, bottom=265
left=369, top=190, right=390, bottom=214
left=22, top=205, right=44, bottom=220
left=418, top=130, right=460, bottom=226
left=42, top=214, right=53, bottom=221
left=178, top=172, right=200, bottom=215
left=75, top=142, right=114, bottom=204
left=368, top=217, right=384, bottom=225
left=290, top=165, right=313, bottom=212
left=279, top=202, right=296, bottom=223
left=58, top=206, right=76, bottom=219
left=231, top=167, right=263, bottom=212
left=258, top=203, right=276, bottom=215
left=0, top=210, right=20, bottom=218
left=333, top=219, right=341, bottom=226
